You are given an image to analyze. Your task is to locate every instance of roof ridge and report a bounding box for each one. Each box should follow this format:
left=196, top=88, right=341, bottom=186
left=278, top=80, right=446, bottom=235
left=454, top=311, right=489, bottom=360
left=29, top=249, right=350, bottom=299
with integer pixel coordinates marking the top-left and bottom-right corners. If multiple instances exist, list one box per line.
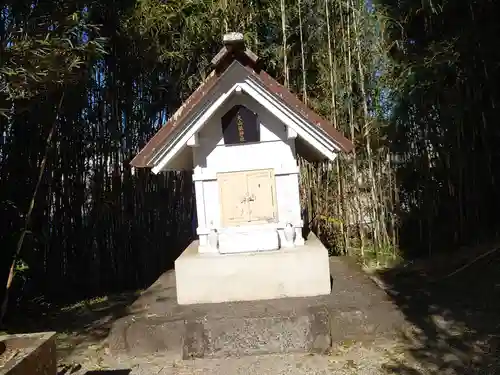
left=130, top=50, right=353, bottom=169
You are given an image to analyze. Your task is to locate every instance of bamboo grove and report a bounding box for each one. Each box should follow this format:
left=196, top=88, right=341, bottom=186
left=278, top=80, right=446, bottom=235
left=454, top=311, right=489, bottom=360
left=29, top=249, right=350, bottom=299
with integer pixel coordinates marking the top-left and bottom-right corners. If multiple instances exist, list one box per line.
left=1, top=0, right=500, bottom=309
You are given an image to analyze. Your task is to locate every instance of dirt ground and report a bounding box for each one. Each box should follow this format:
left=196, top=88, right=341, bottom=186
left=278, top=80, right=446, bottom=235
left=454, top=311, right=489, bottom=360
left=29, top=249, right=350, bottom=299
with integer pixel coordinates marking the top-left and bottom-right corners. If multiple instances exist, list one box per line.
left=373, top=243, right=500, bottom=375
left=3, top=246, right=500, bottom=375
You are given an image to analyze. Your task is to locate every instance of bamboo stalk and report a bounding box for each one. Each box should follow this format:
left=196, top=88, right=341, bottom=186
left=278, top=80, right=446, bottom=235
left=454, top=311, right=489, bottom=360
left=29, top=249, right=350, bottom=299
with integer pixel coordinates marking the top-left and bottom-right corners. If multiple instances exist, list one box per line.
left=1, top=92, right=65, bottom=323
left=351, top=0, right=381, bottom=250
left=297, top=0, right=307, bottom=104
left=324, top=0, right=346, bottom=252
left=280, top=0, right=289, bottom=88
left=342, top=0, right=366, bottom=256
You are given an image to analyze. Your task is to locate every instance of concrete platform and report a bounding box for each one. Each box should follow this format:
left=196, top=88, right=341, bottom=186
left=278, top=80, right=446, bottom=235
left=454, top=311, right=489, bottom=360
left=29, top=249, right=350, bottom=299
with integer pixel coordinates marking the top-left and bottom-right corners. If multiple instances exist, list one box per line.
left=108, top=295, right=332, bottom=360
left=106, top=255, right=409, bottom=361
left=175, top=232, right=331, bottom=305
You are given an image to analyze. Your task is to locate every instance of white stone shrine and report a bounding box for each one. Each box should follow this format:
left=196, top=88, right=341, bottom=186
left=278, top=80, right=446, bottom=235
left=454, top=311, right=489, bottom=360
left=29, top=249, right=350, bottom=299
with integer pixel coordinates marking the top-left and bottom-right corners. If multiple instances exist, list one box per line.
left=131, top=32, right=354, bottom=305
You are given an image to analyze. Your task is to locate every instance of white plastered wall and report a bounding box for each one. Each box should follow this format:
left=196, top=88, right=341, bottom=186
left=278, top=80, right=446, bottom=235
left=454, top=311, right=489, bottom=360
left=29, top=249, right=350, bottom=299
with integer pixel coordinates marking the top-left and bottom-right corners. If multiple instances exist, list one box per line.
left=191, top=93, right=304, bottom=248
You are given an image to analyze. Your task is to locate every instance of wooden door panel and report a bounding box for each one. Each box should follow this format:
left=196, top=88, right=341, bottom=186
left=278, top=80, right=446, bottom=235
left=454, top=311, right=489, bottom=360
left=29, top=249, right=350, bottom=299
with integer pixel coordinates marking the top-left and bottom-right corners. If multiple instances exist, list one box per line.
left=218, top=172, right=249, bottom=226
left=247, top=169, right=277, bottom=223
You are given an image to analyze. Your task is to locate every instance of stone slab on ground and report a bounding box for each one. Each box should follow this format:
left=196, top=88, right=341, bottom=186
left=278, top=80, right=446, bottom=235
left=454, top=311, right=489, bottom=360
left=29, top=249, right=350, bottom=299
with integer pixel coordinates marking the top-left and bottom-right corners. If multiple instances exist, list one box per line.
left=182, top=303, right=330, bottom=359
left=0, top=332, right=57, bottom=375
left=107, top=316, right=185, bottom=357
left=105, top=256, right=409, bottom=361
left=108, top=296, right=332, bottom=359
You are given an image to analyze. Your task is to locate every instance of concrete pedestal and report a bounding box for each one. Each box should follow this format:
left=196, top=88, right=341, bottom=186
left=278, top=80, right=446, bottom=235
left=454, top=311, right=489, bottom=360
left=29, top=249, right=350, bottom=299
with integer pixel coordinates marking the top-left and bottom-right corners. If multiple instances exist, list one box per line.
left=175, top=232, right=331, bottom=305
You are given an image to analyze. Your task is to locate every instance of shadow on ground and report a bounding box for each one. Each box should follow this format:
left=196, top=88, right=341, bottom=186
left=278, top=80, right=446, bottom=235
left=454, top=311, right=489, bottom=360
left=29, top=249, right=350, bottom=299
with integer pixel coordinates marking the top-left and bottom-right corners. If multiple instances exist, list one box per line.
left=376, top=243, right=500, bottom=374
left=2, top=290, right=142, bottom=360
left=0, top=232, right=193, bottom=363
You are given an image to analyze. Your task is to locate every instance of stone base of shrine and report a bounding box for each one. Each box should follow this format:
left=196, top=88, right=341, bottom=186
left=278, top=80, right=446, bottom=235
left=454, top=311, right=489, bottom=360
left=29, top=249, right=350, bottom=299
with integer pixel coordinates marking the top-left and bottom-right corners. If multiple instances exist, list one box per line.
left=175, top=232, right=331, bottom=305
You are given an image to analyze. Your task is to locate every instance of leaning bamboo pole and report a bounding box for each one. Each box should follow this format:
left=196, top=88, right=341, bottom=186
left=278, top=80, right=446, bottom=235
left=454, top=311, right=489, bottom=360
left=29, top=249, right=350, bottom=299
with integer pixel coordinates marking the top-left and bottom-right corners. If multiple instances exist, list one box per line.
left=324, top=0, right=346, bottom=252
left=280, top=0, right=289, bottom=88
left=298, top=0, right=308, bottom=104
left=342, top=0, right=366, bottom=255
left=351, top=0, right=382, bottom=249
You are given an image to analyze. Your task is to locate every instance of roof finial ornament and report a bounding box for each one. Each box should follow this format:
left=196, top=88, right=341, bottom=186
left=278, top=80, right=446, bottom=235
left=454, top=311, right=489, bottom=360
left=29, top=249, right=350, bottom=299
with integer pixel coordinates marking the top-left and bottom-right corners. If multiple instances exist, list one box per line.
left=211, top=32, right=253, bottom=68
left=223, top=32, right=245, bottom=49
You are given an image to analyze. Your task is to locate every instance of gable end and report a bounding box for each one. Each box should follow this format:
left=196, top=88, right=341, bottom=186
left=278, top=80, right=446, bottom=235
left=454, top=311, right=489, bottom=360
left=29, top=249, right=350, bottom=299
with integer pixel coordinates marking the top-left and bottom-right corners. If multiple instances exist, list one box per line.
left=130, top=35, right=354, bottom=170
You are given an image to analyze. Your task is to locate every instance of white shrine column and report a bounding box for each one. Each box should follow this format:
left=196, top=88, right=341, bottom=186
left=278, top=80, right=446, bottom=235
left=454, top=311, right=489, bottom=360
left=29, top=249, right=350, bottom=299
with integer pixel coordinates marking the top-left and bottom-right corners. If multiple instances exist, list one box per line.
left=291, top=155, right=306, bottom=246
left=279, top=128, right=305, bottom=247
left=190, top=138, right=217, bottom=253
left=287, top=169, right=305, bottom=246
left=193, top=173, right=206, bottom=243
left=193, top=169, right=219, bottom=253
left=275, top=162, right=305, bottom=247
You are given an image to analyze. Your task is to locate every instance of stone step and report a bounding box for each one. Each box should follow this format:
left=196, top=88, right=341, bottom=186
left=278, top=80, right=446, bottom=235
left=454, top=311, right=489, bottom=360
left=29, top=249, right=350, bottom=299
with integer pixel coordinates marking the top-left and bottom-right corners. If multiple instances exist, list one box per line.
left=107, top=301, right=406, bottom=362
left=107, top=298, right=331, bottom=360
left=182, top=304, right=330, bottom=359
